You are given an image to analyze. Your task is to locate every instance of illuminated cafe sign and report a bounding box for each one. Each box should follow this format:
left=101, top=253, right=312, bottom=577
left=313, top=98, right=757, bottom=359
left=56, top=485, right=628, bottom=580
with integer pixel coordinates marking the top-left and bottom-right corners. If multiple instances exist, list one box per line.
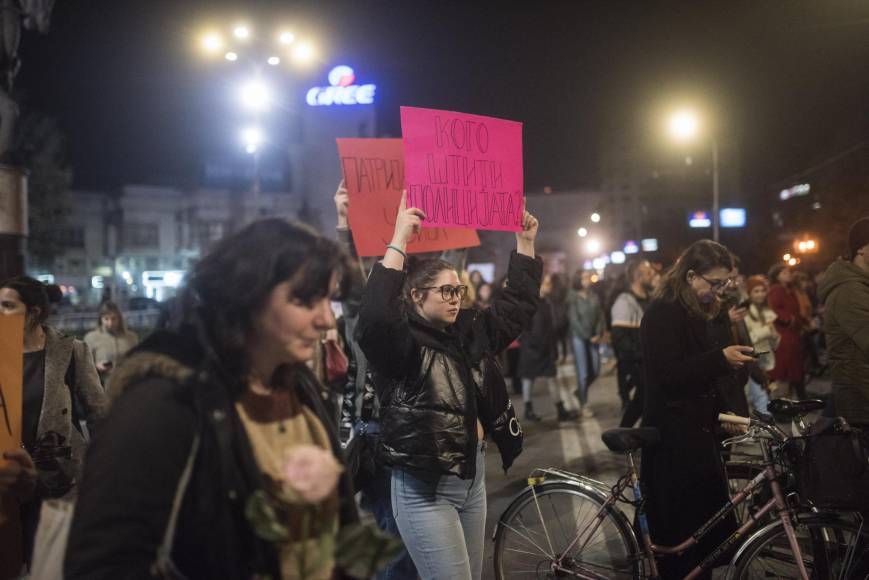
left=779, top=183, right=810, bottom=201
left=306, top=65, right=376, bottom=107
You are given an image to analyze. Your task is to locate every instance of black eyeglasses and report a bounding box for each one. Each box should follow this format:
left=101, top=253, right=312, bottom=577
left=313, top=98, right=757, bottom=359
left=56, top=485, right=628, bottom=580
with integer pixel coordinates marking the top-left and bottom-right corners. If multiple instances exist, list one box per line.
left=418, top=284, right=468, bottom=301
left=699, top=274, right=734, bottom=292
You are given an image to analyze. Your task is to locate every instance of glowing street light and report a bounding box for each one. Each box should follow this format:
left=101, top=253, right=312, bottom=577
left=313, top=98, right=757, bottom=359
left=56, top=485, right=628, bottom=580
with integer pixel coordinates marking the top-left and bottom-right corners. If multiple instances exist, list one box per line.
left=279, top=31, right=295, bottom=44
left=577, top=227, right=588, bottom=238
left=224, top=51, right=238, bottom=62
left=668, top=109, right=700, bottom=142
left=240, top=81, right=270, bottom=112
left=788, top=258, right=798, bottom=266
left=233, top=25, right=251, bottom=40
left=292, top=42, right=315, bottom=63
left=590, top=212, right=601, bottom=223
left=783, top=253, right=792, bottom=262
left=242, top=126, right=264, bottom=154
left=585, top=238, right=601, bottom=255
left=201, top=33, right=223, bottom=53
left=267, top=56, right=280, bottom=66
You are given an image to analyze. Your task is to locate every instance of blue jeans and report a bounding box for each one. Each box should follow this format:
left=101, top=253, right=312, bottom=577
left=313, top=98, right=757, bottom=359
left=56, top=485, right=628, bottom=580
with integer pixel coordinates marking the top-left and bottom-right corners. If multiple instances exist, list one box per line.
left=571, top=336, right=600, bottom=405
left=355, top=423, right=417, bottom=580
left=391, top=443, right=487, bottom=580
left=745, top=377, right=770, bottom=416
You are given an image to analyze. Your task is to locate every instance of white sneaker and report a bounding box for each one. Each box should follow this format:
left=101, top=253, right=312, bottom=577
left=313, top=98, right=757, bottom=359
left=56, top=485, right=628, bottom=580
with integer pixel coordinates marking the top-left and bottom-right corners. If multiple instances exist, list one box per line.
left=580, top=406, right=594, bottom=419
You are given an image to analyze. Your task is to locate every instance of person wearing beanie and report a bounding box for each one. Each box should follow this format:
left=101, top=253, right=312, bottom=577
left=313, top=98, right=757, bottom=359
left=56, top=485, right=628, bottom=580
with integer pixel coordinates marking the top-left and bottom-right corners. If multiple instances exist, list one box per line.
left=767, top=264, right=808, bottom=399
left=818, top=216, right=869, bottom=428
left=743, top=276, right=780, bottom=415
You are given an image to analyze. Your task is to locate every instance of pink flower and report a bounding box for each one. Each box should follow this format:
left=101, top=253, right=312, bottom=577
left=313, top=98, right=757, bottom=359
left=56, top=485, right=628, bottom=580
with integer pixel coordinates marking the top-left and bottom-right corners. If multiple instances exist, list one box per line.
left=282, top=445, right=342, bottom=504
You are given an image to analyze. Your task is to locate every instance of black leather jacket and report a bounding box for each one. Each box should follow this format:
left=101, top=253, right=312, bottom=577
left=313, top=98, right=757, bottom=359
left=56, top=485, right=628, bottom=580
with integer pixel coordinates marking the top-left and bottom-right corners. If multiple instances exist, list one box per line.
left=356, top=251, right=542, bottom=480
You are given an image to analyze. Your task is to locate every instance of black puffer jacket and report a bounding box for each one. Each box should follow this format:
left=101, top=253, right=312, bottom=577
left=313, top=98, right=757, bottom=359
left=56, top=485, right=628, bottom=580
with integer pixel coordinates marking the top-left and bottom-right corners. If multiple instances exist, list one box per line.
left=356, top=251, right=542, bottom=480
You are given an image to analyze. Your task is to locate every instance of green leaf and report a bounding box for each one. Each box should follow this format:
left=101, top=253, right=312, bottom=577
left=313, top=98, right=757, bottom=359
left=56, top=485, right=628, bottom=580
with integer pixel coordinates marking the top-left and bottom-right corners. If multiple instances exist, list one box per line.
left=335, top=522, right=405, bottom=579
left=245, top=490, right=290, bottom=542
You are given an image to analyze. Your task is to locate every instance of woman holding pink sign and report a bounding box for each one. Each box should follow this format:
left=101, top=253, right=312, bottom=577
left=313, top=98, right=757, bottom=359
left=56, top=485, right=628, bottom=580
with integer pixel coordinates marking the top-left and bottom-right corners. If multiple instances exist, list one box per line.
left=356, top=191, right=542, bottom=580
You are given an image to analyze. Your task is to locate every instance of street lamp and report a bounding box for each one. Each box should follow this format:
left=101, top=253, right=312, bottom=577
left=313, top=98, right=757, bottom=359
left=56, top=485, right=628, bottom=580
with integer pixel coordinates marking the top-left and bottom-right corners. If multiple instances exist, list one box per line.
left=577, top=227, right=588, bottom=238
left=242, top=126, right=263, bottom=154
left=585, top=238, right=601, bottom=255
left=668, top=108, right=720, bottom=242
left=590, top=212, right=601, bottom=223
left=239, top=80, right=271, bottom=112
left=292, top=42, right=315, bottom=63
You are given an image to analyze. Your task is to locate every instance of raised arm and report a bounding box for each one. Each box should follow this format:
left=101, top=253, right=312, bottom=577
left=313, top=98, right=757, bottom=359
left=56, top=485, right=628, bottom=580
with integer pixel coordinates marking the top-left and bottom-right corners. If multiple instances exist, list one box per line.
left=478, top=211, right=543, bottom=354
left=355, top=191, right=425, bottom=378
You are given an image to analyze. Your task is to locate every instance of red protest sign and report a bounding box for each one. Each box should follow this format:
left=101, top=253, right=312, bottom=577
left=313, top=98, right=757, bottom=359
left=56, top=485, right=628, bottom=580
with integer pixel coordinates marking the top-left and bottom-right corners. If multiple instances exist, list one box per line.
left=337, top=138, right=480, bottom=257
left=400, top=106, right=524, bottom=232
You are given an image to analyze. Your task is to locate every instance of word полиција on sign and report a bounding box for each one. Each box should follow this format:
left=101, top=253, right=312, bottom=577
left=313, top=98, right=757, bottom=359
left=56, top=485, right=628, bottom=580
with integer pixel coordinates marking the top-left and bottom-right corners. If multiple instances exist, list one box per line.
left=400, top=107, right=524, bottom=232
left=336, top=138, right=479, bottom=257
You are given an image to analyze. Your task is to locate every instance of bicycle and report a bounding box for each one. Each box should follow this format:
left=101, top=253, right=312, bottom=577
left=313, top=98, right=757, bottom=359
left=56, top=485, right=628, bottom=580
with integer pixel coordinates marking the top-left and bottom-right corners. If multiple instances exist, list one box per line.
left=493, top=403, right=869, bottom=579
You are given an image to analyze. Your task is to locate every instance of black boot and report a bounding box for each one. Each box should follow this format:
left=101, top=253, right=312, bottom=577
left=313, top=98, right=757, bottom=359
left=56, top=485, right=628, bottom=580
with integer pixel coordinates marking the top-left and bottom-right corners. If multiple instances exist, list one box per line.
left=524, top=401, right=542, bottom=422
left=555, top=402, right=574, bottom=421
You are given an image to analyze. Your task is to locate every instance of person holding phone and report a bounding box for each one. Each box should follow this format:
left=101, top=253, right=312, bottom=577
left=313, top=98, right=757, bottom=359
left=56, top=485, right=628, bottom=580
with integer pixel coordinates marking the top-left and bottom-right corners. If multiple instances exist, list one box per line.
left=84, top=302, right=139, bottom=386
left=640, top=240, right=755, bottom=579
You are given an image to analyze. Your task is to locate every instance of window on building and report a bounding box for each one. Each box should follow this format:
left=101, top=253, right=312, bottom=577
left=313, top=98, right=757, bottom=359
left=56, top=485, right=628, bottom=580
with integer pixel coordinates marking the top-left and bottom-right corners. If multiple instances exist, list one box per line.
left=66, top=258, right=85, bottom=274
left=55, top=228, right=85, bottom=248
left=123, top=223, right=160, bottom=249
left=198, top=221, right=225, bottom=247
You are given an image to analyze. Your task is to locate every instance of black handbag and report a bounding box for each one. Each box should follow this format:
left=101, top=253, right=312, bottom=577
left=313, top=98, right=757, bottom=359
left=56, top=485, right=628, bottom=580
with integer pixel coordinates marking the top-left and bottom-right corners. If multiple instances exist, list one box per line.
left=795, top=417, right=869, bottom=512
left=474, top=354, right=523, bottom=472
left=29, top=430, right=75, bottom=499
left=344, top=373, right=379, bottom=492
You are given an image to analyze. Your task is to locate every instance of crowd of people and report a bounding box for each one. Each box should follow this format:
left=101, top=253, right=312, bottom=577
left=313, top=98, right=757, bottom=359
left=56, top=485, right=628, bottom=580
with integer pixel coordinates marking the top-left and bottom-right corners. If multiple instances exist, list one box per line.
left=0, top=190, right=866, bottom=578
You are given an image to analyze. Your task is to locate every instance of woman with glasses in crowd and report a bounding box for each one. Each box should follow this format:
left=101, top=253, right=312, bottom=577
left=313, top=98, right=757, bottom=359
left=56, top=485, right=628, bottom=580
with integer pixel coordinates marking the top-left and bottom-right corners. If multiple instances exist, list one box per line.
left=356, top=192, right=542, bottom=580
left=639, top=240, right=757, bottom=579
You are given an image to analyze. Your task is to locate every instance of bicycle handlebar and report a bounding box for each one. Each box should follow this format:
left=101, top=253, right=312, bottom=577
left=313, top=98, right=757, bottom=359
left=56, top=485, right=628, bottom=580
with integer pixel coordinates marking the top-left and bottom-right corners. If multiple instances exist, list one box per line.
left=718, top=413, right=751, bottom=426
left=719, top=413, right=789, bottom=442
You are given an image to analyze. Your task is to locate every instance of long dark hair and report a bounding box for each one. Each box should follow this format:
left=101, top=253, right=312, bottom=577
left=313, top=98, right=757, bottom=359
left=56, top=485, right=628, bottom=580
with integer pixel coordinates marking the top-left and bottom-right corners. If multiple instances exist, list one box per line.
left=1, top=276, right=63, bottom=326
left=177, top=219, right=349, bottom=394
left=654, top=240, right=734, bottom=320
left=97, top=301, right=127, bottom=333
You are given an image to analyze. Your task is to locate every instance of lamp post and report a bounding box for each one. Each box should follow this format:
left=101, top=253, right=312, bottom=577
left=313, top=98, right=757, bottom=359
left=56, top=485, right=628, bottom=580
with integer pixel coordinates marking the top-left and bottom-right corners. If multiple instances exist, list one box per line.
left=196, top=22, right=317, bottom=221
left=668, top=109, right=720, bottom=242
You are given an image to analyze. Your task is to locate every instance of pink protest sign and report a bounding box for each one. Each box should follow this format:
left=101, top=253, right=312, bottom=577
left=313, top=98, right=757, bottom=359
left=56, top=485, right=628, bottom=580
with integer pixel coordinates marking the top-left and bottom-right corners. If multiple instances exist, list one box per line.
left=400, top=106, right=524, bottom=232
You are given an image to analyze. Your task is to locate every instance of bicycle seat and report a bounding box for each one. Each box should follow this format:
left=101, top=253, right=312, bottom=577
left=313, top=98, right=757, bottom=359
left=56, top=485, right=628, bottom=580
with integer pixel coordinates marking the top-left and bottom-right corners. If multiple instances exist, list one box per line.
left=768, top=398, right=825, bottom=417
left=602, top=428, right=660, bottom=453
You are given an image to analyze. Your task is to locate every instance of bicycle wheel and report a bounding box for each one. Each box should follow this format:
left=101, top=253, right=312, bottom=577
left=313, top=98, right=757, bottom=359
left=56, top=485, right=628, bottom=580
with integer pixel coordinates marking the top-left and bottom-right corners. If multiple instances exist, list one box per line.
left=728, top=514, right=869, bottom=579
left=493, top=480, right=644, bottom=579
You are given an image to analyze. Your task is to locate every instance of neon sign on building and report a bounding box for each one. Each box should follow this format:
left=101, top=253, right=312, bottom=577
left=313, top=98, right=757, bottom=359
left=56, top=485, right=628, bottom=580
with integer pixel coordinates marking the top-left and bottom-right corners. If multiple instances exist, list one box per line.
left=306, top=65, right=376, bottom=107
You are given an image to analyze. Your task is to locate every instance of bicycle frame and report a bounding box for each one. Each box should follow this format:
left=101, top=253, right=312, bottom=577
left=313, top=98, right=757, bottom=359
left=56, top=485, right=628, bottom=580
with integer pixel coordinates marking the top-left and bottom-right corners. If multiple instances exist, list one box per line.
left=527, top=436, right=812, bottom=580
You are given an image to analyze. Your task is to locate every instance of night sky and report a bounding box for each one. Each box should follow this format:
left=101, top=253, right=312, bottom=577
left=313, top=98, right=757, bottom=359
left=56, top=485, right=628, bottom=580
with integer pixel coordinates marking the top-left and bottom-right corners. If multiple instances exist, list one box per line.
left=16, top=0, right=869, bottom=195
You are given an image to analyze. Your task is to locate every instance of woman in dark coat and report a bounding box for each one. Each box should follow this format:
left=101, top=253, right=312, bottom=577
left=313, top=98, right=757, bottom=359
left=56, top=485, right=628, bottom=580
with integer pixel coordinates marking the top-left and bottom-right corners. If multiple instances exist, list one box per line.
left=65, top=220, right=363, bottom=580
left=518, top=274, right=579, bottom=421
left=640, top=240, right=756, bottom=579
left=767, top=264, right=807, bottom=399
